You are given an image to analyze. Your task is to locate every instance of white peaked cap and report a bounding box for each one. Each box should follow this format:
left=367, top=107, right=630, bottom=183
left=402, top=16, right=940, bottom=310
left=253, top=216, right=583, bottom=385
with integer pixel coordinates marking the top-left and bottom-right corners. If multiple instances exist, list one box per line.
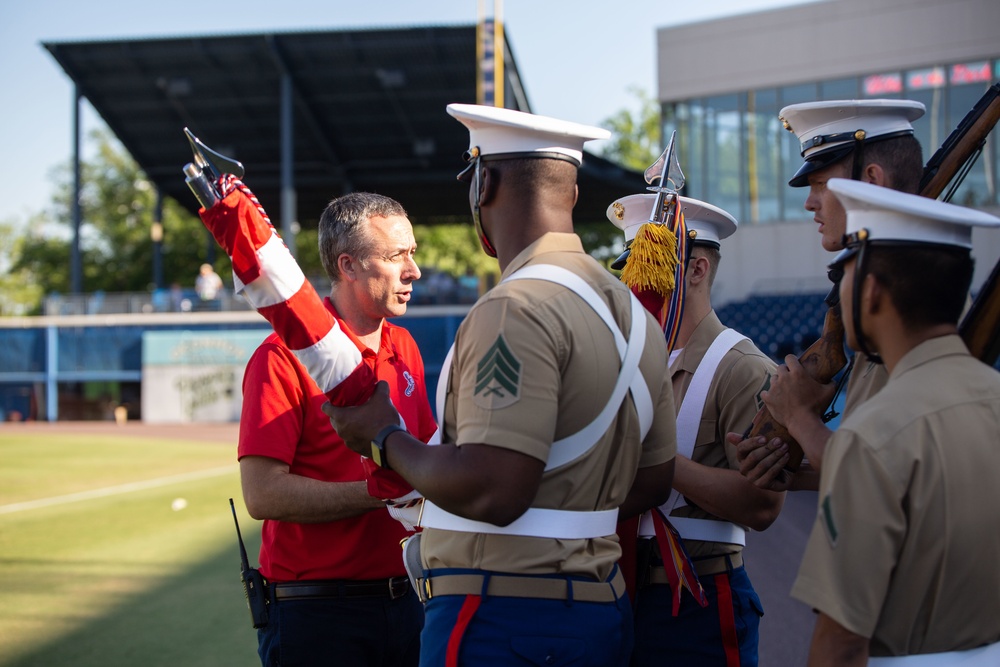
left=780, top=99, right=925, bottom=159
left=447, top=103, right=610, bottom=166
left=606, top=193, right=738, bottom=246
left=779, top=99, right=925, bottom=186
left=829, top=178, right=1000, bottom=252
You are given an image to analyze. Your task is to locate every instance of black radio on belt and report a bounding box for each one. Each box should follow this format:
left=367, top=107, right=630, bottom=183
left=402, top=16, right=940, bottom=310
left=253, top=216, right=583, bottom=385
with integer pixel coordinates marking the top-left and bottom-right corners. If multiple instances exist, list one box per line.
left=230, top=498, right=269, bottom=629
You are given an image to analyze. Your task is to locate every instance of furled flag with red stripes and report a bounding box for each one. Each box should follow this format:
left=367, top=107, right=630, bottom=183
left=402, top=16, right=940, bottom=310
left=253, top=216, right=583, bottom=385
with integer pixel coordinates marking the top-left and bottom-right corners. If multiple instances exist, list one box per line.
left=619, top=131, right=690, bottom=355
left=608, top=133, right=706, bottom=614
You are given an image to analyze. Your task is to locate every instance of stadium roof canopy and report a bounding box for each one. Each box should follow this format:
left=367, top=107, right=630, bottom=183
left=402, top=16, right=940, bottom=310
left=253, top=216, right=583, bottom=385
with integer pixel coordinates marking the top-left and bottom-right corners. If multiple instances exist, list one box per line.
left=43, top=25, right=642, bottom=228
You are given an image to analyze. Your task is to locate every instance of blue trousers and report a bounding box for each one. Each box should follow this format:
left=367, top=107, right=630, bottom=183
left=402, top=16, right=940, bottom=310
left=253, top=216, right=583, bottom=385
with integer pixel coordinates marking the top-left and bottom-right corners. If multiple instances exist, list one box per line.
left=631, top=565, right=763, bottom=667
left=419, top=570, right=634, bottom=667
left=257, top=587, right=423, bottom=667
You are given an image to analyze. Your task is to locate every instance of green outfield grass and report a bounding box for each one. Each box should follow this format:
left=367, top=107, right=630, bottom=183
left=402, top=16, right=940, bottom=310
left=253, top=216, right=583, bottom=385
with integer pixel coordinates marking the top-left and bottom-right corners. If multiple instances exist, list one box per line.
left=0, top=430, right=262, bottom=667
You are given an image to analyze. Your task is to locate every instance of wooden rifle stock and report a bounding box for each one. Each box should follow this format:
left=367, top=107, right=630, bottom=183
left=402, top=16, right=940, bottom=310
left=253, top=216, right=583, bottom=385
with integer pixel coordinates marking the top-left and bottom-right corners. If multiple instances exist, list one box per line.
left=961, top=255, right=1000, bottom=366
left=742, top=286, right=847, bottom=470
left=742, top=81, right=1000, bottom=470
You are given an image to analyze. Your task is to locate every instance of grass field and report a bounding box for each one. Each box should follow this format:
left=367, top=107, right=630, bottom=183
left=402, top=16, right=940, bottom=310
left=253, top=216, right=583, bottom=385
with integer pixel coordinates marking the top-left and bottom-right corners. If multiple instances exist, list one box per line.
left=0, top=425, right=263, bottom=667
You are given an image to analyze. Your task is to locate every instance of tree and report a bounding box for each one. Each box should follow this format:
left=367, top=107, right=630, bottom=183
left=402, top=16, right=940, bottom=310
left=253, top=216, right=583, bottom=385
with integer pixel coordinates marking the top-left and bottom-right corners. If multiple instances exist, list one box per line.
left=0, top=218, right=45, bottom=316
left=598, top=85, right=661, bottom=172
left=293, top=228, right=323, bottom=280
left=412, top=222, right=498, bottom=280
left=533, top=86, right=666, bottom=272
left=10, top=128, right=225, bottom=309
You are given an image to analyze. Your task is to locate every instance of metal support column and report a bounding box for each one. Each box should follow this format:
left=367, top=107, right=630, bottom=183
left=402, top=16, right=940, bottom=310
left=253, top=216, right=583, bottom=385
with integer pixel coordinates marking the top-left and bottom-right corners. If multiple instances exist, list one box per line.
left=152, top=189, right=164, bottom=290
left=71, top=87, right=83, bottom=295
left=46, top=326, right=59, bottom=422
left=280, top=72, right=297, bottom=258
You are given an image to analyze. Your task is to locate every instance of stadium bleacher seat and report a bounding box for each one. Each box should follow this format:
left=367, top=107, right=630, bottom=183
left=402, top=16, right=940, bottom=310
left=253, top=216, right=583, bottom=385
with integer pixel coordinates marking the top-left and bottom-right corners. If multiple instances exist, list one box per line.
left=717, top=292, right=829, bottom=362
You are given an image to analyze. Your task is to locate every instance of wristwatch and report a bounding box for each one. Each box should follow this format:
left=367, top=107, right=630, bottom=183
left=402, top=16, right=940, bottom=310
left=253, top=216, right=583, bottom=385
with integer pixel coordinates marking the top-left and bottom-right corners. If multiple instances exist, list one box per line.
left=371, top=423, right=406, bottom=470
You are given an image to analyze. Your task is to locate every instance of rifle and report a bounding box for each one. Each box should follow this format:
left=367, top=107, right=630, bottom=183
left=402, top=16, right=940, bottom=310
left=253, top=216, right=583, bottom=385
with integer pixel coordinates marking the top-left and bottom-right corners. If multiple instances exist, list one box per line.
left=741, top=278, right=846, bottom=471
left=743, top=81, right=1000, bottom=470
left=960, top=244, right=1000, bottom=366
left=919, top=82, right=1000, bottom=200
left=924, top=81, right=1000, bottom=367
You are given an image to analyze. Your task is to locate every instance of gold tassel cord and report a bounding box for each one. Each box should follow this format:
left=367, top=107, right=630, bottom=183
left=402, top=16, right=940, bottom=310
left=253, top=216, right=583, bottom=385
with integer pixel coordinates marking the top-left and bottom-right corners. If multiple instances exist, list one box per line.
left=620, top=222, right=678, bottom=298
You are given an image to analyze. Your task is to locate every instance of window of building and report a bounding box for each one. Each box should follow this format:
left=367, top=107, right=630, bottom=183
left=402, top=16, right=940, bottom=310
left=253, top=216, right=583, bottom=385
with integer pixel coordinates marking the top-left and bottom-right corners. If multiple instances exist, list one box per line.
left=683, top=100, right=707, bottom=204
left=703, top=94, right=744, bottom=222
left=908, top=67, right=947, bottom=90
left=663, top=102, right=688, bottom=192
left=863, top=72, right=903, bottom=97
left=945, top=64, right=996, bottom=206
left=661, top=103, right=678, bottom=155
left=661, top=60, right=997, bottom=225
left=906, top=67, right=947, bottom=164
left=779, top=84, right=819, bottom=221
left=951, top=61, right=992, bottom=86
left=821, top=77, right=860, bottom=100
left=747, top=89, right=783, bottom=222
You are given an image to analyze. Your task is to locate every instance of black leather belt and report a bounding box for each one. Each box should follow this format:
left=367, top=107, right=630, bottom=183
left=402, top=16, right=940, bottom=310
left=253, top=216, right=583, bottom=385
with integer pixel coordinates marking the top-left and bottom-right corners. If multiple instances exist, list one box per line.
left=272, top=576, right=410, bottom=601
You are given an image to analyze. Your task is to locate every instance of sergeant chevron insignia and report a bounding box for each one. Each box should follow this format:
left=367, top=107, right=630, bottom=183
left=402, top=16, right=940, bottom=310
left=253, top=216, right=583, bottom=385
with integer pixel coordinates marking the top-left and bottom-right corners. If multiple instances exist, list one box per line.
left=473, top=334, right=522, bottom=409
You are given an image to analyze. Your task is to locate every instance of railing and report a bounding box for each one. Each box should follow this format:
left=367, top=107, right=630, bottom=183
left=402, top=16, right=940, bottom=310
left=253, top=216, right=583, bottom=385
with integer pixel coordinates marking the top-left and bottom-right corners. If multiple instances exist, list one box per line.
left=0, top=305, right=471, bottom=422
left=43, top=288, right=254, bottom=316
left=38, top=273, right=482, bottom=317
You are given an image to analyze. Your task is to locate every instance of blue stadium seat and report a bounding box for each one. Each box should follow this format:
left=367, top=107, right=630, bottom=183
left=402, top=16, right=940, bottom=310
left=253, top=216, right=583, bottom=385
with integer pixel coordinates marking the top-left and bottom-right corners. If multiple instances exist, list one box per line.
left=718, top=291, right=829, bottom=361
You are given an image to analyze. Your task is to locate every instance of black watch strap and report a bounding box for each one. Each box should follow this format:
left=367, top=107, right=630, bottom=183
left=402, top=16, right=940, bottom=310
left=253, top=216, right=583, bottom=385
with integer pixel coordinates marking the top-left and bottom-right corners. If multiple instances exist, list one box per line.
left=371, top=423, right=406, bottom=470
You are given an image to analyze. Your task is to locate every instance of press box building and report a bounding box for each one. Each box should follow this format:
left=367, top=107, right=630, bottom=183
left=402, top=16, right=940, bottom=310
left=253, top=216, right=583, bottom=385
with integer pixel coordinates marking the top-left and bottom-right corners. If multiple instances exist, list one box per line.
left=653, top=0, right=1000, bottom=306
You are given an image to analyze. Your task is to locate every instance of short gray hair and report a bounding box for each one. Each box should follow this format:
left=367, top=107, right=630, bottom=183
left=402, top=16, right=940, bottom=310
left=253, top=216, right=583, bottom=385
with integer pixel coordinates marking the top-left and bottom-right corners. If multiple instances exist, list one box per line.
left=318, top=192, right=409, bottom=283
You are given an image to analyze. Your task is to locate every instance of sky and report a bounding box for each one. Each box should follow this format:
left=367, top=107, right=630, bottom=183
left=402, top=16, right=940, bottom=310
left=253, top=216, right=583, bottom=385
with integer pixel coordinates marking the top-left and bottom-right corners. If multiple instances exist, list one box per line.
left=0, top=0, right=818, bottom=229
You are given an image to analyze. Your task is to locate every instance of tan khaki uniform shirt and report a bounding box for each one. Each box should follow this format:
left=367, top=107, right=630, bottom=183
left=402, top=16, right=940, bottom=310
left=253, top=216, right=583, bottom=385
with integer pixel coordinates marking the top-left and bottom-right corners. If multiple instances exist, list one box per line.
left=792, top=336, right=1000, bottom=656
left=669, top=311, right=776, bottom=559
left=842, top=293, right=972, bottom=419
left=842, top=351, right=887, bottom=419
left=422, top=233, right=677, bottom=581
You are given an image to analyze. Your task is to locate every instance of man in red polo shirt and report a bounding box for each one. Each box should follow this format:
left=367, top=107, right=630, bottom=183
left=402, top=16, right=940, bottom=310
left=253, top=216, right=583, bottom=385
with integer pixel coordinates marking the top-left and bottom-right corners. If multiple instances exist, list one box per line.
left=238, top=192, right=437, bottom=667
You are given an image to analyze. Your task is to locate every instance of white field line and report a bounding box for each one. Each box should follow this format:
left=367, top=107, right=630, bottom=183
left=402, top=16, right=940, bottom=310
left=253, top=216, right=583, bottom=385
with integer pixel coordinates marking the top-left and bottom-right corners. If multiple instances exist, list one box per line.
left=0, top=465, right=238, bottom=515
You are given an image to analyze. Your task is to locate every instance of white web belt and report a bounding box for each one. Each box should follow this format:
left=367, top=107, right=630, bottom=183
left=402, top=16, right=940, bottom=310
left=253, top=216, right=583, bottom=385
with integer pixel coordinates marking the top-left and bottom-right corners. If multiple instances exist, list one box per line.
left=868, top=640, right=1000, bottom=666
left=420, top=503, right=619, bottom=540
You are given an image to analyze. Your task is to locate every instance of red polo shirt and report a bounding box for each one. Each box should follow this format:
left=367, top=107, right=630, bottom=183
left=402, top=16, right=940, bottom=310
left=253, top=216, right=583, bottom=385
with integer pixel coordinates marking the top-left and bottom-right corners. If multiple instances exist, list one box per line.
left=238, top=298, right=436, bottom=581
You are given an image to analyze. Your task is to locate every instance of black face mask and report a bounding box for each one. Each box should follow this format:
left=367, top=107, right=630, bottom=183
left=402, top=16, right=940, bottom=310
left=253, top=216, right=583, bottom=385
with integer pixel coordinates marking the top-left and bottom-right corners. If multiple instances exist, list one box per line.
left=469, top=158, right=497, bottom=258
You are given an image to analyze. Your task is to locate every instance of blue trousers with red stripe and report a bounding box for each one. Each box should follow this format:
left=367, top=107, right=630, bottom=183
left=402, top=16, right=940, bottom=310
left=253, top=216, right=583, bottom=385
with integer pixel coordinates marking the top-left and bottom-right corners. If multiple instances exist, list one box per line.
left=419, top=569, right=634, bottom=667
left=631, top=565, right=763, bottom=667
